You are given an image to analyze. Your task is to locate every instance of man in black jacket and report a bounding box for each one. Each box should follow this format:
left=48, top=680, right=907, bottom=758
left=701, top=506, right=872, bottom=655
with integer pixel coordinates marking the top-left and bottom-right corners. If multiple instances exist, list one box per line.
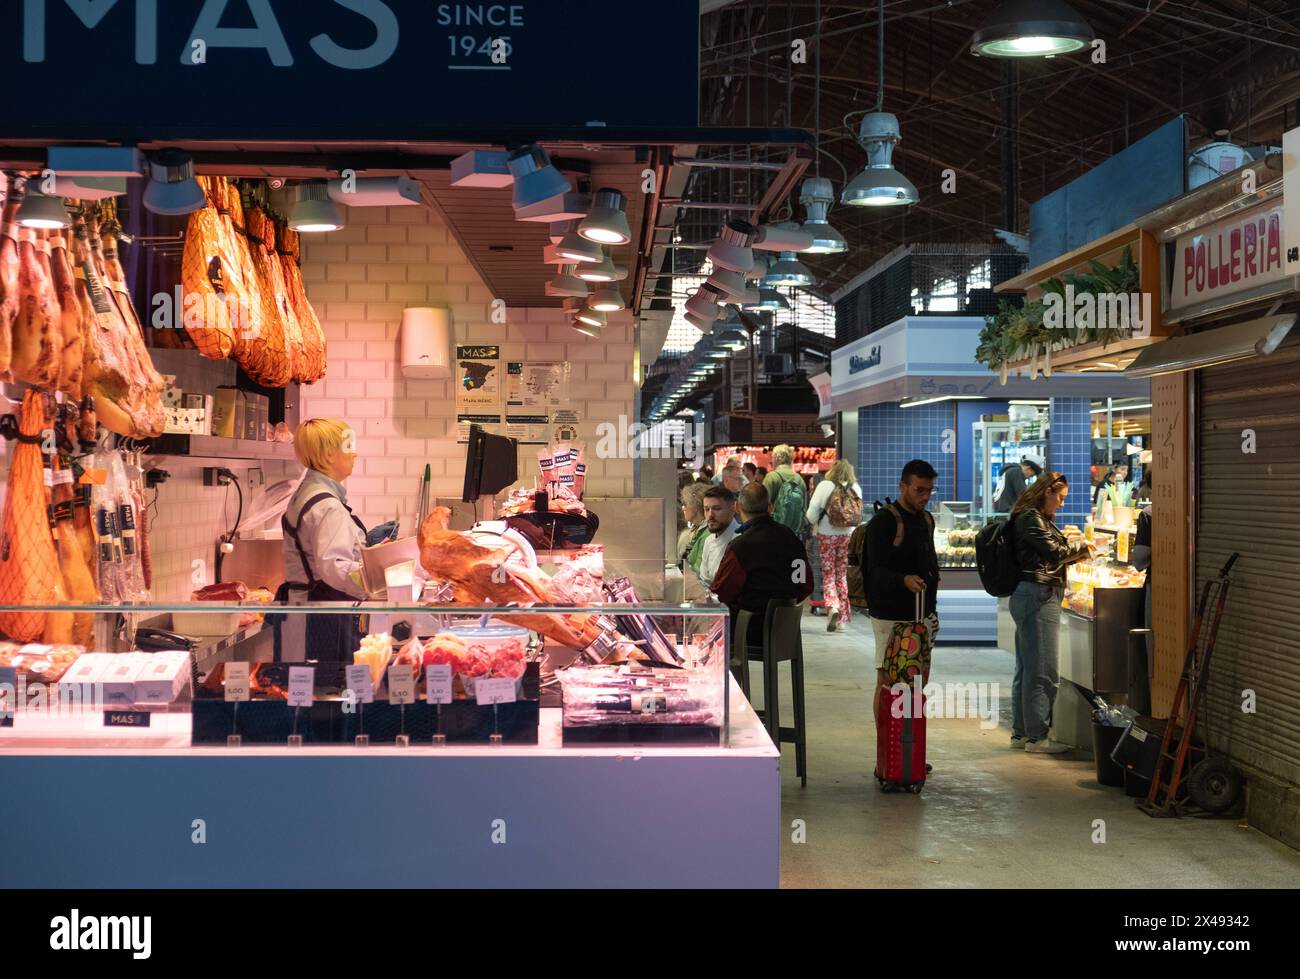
left=866, top=460, right=941, bottom=738
left=712, top=482, right=813, bottom=645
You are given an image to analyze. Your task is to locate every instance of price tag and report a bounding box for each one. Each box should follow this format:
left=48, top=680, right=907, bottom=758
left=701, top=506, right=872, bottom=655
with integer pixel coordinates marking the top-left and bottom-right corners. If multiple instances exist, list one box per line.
left=223, top=662, right=251, bottom=703
left=425, top=663, right=453, bottom=705
left=386, top=664, right=415, bottom=705
left=474, top=676, right=518, bottom=706
left=287, top=666, right=315, bottom=708
left=344, top=665, right=374, bottom=705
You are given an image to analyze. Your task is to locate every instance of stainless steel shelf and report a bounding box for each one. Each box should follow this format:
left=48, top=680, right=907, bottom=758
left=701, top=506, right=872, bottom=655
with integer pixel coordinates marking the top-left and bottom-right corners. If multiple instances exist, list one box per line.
left=148, top=433, right=298, bottom=462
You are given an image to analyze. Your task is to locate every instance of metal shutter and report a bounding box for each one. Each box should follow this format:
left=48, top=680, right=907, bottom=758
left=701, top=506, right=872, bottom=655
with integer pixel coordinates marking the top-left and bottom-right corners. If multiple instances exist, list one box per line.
left=1195, top=344, right=1300, bottom=788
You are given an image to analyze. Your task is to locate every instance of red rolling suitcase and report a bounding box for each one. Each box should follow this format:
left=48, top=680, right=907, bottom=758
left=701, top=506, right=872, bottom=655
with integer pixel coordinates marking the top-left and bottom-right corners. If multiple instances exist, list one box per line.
left=875, top=678, right=927, bottom=793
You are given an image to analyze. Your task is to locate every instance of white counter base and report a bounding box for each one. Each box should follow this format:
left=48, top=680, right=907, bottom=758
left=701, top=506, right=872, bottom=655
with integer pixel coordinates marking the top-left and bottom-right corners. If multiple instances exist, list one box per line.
left=0, top=681, right=780, bottom=889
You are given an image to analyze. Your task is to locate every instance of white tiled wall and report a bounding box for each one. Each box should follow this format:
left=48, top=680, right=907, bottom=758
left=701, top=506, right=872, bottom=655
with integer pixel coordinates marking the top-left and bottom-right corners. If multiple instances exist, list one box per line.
left=298, top=204, right=638, bottom=531
left=0, top=203, right=639, bottom=607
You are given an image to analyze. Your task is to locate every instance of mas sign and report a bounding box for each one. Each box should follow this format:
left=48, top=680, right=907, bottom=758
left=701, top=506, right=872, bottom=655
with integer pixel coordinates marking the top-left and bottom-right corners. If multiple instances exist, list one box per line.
left=6, top=0, right=699, bottom=138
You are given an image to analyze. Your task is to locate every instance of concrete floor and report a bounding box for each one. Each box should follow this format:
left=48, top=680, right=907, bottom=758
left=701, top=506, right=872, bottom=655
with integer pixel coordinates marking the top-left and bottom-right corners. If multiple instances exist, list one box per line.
left=765, top=612, right=1300, bottom=888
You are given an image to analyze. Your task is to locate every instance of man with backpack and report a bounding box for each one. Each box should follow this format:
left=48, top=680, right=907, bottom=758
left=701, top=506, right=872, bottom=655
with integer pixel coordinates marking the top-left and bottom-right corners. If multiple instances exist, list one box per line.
left=865, top=460, right=941, bottom=752
left=763, top=444, right=809, bottom=537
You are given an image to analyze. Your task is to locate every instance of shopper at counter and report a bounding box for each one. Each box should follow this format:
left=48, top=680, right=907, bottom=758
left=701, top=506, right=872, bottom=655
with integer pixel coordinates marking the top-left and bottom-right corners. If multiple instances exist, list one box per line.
left=993, top=462, right=1027, bottom=513
left=717, top=455, right=745, bottom=494
left=712, top=482, right=812, bottom=645
left=806, top=460, right=863, bottom=632
left=1009, top=472, right=1095, bottom=754
left=697, top=485, right=740, bottom=588
left=677, top=481, right=710, bottom=576
left=278, top=418, right=374, bottom=663
left=866, top=460, right=941, bottom=746
left=763, top=444, right=809, bottom=536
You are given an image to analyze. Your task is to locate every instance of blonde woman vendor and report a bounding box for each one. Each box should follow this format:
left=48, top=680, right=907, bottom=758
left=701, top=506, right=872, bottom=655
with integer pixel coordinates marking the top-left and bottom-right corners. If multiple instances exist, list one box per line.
left=276, top=419, right=394, bottom=663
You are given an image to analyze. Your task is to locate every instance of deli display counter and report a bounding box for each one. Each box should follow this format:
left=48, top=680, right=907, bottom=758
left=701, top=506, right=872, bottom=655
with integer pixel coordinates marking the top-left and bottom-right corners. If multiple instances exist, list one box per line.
left=0, top=601, right=778, bottom=887
left=1051, top=522, right=1148, bottom=750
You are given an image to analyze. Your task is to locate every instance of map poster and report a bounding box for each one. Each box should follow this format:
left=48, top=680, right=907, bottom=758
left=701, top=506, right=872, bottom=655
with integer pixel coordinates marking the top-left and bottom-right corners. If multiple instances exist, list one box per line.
left=455, top=344, right=502, bottom=427
left=505, top=361, right=570, bottom=443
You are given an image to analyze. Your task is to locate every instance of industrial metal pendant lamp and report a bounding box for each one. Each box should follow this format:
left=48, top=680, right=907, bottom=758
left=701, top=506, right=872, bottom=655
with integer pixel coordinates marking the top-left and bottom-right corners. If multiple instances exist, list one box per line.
left=970, top=0, right=1095, bottom=58
left=842, top=0, right=918, bottom=208
left=762, top=251, right=814, bottom=288
left=799, top=176, right=847, bottom=253
left=799, top=3, right=848, bottom=252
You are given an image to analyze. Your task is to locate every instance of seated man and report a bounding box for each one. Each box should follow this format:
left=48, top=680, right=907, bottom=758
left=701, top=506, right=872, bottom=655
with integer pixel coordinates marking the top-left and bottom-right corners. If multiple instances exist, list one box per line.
left=711, top=482, right=812, bottom=646
left=697, top=484, right=740, bottom=590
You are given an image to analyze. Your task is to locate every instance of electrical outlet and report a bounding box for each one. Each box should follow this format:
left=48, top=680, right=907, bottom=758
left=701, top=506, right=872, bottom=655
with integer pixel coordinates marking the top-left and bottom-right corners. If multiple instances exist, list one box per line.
left=247, top=468, right=264, bottom=490
left=202, top=467, right=235, bottom=487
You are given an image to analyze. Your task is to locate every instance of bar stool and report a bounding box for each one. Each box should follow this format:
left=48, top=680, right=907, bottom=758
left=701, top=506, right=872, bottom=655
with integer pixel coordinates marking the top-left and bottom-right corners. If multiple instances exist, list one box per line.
left=730, top=609, right=753, bottom=697
left=748, top=599, right=808, bottom=786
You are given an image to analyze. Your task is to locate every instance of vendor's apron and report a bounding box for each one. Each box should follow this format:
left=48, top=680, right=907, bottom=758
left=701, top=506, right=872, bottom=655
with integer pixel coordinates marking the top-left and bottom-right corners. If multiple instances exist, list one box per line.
left=273, top=492, right=367, bottom=664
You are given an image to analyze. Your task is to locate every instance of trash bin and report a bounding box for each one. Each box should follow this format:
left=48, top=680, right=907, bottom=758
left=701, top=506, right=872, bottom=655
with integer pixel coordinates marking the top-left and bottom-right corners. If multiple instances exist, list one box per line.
left=1124, top=768, right=1150, bottom=798
left=1092, top=722, right=1125, bottom=787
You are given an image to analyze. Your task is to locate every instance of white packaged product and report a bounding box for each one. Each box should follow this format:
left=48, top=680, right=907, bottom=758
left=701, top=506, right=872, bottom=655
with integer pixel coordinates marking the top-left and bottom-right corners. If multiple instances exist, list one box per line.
left=101, top=653, right=153, bottom=706
left=134, top=650, right=193, bottom=706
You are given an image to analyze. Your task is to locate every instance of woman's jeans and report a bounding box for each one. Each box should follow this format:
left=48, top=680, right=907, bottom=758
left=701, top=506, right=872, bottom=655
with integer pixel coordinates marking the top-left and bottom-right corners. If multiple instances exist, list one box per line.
left=1010, top=580, right=1063, bottom=741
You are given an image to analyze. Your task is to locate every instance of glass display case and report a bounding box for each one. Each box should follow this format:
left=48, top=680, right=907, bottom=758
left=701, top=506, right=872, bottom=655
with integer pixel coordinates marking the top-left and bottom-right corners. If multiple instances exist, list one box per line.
left=971, top=419, right=1049, bottom=519
left=935, top=525, right=979, bottom=569
left=0, top=601, right=731, bottom=749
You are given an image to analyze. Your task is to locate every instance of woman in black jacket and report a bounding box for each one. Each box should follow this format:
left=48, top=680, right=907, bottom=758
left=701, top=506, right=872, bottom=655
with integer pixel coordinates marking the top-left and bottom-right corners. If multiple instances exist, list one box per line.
left=1008, top=472, right=1094, bottom=754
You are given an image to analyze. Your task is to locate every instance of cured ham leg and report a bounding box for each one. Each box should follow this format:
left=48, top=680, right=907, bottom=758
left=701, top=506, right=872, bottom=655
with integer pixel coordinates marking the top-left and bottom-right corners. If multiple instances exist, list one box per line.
left=0, top=391, right=65, bottom=642
left=48, top=449, right=99, bottom=646
left=12, top=221, right=63, bottom=389
left=240, top=197, right=292, bottom=387
left=0, top=173, right=20, bottom=378
left=417, top=506, right=609, bottom=651
left=74, top=206, right=166, bottom=438
left=277, top=223, right=326, bottom=382
left=48, top=230, right=86, bottom=401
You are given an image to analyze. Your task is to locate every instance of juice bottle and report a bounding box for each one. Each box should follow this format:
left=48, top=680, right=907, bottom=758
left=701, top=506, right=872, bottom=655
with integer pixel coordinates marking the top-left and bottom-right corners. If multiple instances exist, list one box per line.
left=1116, top=528, right=1130, bottom=564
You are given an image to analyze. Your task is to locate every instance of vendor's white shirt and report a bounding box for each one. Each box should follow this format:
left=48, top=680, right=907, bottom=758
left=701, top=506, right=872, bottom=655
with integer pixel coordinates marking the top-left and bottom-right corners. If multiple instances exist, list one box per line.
left=699, top=518, right=739, bottom=588
left=282, top=469, right=367, bottom=598
left=806, top=479, right=863, bottom=536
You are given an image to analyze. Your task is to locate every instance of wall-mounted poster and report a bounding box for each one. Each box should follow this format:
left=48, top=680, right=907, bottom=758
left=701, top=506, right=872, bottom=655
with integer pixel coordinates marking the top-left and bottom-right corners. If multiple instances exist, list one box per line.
left=505, top=361, right=571, bottom=443
left=455, top=344, right=502, bottom=440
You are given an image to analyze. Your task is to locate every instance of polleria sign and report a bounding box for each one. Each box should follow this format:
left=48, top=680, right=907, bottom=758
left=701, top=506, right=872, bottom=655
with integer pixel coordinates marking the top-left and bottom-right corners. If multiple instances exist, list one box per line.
left=6, top=0, right=700, bottom=138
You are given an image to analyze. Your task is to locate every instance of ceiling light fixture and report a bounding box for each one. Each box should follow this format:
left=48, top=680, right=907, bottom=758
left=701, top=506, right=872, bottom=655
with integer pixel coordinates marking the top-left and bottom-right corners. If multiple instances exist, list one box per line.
left=743, top=287, right=791, bottom=311
left=507, top=143, right=571, bottom=212
left=970, top=0, right=1095, bottom=58
left=16, top=188, right=70, bottom=229
left=142, top=149, right=206, bottom=216
left=289, top=179, right=346, bottom=233
left=575, top=254, right=618, bottom=282
left=578, top=187, right=631, bottom=245
left=556, top=230, right=603, bottom=264
left=842, top=0, right=918, bottom=208
left=763, top=252, right=814, bottom=288
left=706, top=219, right=757, bottom=273
left=752, top=222, right=815, bottom=252
left=545, top=265, right=588, bottom=298
left=799, top=176, right=847, bottom=253
left=588, top=288, right=626, bottom=312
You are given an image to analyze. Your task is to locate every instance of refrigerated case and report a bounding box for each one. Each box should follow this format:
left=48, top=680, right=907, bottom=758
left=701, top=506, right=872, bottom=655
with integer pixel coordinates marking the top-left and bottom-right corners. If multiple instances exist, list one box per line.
left=971, top=419, right=1049, bottom=518
left=0, top=601, right=779, bottom=887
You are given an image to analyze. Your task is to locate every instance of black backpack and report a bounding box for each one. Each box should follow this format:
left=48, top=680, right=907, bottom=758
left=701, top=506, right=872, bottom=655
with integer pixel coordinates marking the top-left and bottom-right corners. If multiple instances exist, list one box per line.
left=975, top=517, right=1019, bottom=597
left=847, top=499, right=933, bottom=609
